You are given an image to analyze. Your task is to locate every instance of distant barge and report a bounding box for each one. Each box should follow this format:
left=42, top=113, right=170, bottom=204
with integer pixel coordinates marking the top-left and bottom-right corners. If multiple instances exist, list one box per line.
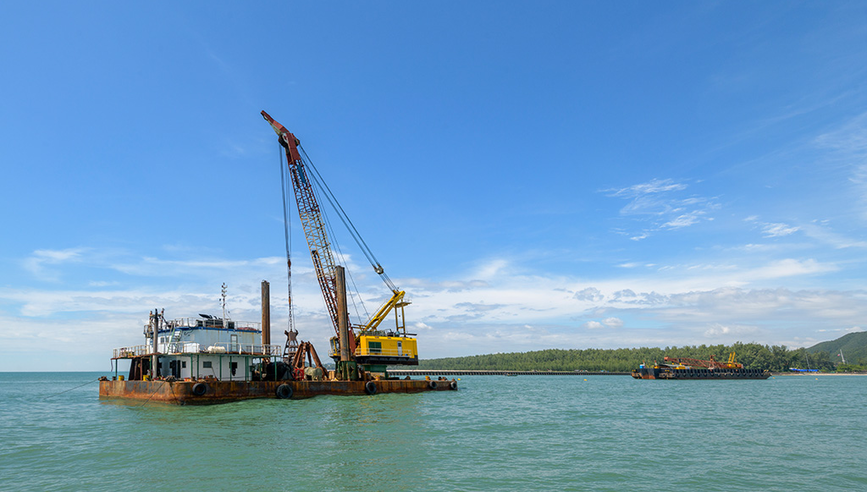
left=631, top=353, right=771, bottom=380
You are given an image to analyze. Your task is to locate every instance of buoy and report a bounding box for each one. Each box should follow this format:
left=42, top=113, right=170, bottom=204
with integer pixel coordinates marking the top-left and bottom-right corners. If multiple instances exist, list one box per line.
left=584, top=379, right=587, bottom=381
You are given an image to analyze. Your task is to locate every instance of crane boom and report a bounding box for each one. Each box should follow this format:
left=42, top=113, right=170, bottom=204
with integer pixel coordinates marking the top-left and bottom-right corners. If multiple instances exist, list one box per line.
left=262, top=110, right=342, bottom=336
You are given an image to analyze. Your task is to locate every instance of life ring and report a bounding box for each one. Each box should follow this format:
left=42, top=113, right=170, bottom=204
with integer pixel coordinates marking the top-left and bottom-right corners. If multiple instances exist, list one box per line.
left=450, top=380, right=458, bottom=390
left=192, top=382, right=207, bottom=396
left=365, top=381, right=377, bottom=395
left=276, top=384, right=293, bottom=399
left=428, top=381, right=438, bottom=390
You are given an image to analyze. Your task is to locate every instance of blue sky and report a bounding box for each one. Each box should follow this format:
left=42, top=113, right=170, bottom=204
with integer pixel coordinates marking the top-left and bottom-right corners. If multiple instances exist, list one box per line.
left=2, top=2, right=866, bottom=370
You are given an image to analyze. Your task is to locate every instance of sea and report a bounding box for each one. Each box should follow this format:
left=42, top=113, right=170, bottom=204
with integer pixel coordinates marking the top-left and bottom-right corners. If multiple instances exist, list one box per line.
left=1, top=372, right=865, bottom=492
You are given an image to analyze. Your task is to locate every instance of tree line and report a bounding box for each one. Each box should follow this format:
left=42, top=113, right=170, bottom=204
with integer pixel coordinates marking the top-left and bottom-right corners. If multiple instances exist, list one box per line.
left=416, top=342, right=856, bottom=373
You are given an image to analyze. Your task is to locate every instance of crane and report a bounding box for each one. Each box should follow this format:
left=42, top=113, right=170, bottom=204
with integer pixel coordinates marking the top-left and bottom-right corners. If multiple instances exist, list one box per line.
left=261, top=111, right=418, bottom=380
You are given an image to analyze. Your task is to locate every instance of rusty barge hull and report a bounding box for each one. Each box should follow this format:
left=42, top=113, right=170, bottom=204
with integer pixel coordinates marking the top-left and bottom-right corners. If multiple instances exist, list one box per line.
left=99, top=379, right=456, bottom=405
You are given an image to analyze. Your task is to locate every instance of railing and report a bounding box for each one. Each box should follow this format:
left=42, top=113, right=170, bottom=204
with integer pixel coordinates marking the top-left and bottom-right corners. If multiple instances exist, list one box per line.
left=241, top=344, right=283, bottom=356
left=170, top=318, right=262, bottom=331
left=113, top=343, right=283, bottom=357
left=144, top=319, right=263, bottom=336
left=113, top=345, right=149, bottom=358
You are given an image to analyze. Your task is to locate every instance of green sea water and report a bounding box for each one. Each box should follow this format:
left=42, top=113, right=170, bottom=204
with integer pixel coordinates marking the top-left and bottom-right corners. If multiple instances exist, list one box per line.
left=1, top=372, right=865, bottom=491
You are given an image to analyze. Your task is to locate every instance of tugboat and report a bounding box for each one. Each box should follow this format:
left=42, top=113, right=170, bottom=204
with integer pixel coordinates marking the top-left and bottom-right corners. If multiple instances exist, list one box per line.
left=631, top=352, right=771, bottom=380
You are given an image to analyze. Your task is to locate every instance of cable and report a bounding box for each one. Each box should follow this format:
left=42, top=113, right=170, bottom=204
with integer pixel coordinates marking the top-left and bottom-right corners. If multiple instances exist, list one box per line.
left=136, top=382, right=165, bottom=407
left=47, top=377, right=101, bottom=398
left=311, top=175, right=369, bottom=324
left=279, top=148, right=296, bottom=333
left=299, top=145, right=398, bottom=293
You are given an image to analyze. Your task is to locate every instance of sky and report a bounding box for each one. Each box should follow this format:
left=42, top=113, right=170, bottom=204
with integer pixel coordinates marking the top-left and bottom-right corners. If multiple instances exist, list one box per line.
left=2, top=1, right=866, bottom=371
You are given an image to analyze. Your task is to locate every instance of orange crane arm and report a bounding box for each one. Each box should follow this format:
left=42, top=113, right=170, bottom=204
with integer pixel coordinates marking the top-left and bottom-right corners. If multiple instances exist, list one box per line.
left=262, top=110, right=343, bottom=338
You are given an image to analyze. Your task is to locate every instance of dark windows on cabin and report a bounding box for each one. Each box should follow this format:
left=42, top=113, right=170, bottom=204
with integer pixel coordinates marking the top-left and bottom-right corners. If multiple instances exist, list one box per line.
left=231, top=362, right=238, bottom=376
left=203, top=361, right=213, bottom=369
left=369, top=341, right=382, bottom=354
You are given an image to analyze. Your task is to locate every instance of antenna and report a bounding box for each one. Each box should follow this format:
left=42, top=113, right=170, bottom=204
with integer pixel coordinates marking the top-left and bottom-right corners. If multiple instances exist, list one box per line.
left=221, top=283, right=229, bottom=324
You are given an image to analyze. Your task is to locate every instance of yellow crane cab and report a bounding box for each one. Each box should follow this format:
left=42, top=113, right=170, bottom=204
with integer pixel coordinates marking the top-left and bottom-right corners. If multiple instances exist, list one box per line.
left=355, top=332, right=418, bottom=366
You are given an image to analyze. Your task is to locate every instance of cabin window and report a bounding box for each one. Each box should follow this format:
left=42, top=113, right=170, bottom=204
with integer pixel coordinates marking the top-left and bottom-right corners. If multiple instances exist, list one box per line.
left=369, top=341, right=382, bottom=354
left=203, top=361, right=212, bottom=369
left=182, top=361, right=186, bottom=368
left=231, top=362, right=238, bottom=376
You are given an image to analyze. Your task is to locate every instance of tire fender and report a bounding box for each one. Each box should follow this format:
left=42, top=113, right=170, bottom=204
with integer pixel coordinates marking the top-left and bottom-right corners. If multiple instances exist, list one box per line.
left=192, top=382, right=207, bottom=396
left=276, top=384, right=293, bottom=399
left=365, top=381, right=377, bottom=395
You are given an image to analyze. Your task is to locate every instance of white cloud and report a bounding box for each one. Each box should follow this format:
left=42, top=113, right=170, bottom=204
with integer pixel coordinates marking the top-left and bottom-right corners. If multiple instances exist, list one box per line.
left=703, top=323, right=758, bottom=338
left=606, top=178, right=688, bottom=198
left=663, top=211, right=706, bottom=229
left=23, top=248, right=87, bottom=281
left=2, top=245, right=861, bottom=369
left=604, top=178, right=716, bottom=238
left=762, top=223, right=800, bottom=238
left=799, top=223, right=867, bottom=249
left=574, top=287, right=603, bottom=302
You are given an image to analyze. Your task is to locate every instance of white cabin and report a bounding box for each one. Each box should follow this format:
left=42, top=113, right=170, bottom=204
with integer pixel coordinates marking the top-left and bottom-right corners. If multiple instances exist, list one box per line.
left=112, top=314, right=282, bottom=381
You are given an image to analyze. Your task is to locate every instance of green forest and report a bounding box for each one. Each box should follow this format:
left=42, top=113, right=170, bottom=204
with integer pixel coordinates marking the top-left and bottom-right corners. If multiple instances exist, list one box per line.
left=417, top=340, right=867, bottom=373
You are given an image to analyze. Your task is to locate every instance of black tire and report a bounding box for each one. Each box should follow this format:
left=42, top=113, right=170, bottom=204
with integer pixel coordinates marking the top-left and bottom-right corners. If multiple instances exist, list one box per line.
left=365, top=381, right=377, bottom=395
left=192, top=382, right=207, bottom=396
left=450, top=380, right=458, bottom=390
left=276, top=384, right=293, bottom=399
left=428, top=381, right=438, bottom=390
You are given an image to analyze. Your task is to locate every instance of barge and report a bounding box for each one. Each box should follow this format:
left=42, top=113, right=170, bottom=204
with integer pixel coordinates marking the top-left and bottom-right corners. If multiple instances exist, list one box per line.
left=99, top=112, right=459, bottom=404
left=98, top=284, right=457, bottom=404
left=631, top=352, right=770, bottom=380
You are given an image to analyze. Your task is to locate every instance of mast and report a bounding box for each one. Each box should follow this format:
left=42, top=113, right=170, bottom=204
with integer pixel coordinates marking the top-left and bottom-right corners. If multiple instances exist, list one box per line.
left=261, top=280, right=270, bottom=348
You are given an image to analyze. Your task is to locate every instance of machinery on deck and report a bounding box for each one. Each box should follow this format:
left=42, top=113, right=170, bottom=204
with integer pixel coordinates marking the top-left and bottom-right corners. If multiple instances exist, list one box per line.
left=262, top=111, right=418, bottom=381
left=662, top=352, right=744, bottom=370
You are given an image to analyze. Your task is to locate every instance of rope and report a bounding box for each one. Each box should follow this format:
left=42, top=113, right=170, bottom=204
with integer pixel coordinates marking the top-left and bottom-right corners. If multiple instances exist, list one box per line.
left=136, top=381, right=166, bottom=407
left=46, top=377, right=101, bottom=398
